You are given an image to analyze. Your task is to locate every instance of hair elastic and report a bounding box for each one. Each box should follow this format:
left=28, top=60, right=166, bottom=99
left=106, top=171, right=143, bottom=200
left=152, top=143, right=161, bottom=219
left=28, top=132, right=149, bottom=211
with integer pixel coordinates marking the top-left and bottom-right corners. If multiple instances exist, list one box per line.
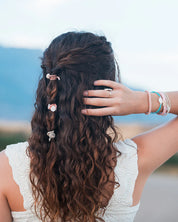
left=157, top=92, right=167, bottom=115
left=145, top=91, right=152, bottom=115
left=46, top=73, right=60, bottom=81
left=158, top=92, right=171, bottom=115
left=164, top=92, right=171, bottom=114
left=47, top=130, right=55, bottom=141
left=151, top=91, right=163, bottom=114
left=48, top=104, right=57, bottom=112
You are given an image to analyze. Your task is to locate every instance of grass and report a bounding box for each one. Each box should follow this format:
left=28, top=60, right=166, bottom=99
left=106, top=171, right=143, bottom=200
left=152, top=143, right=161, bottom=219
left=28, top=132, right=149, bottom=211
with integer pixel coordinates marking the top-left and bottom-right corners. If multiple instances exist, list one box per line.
left=164, top=154, right=178, bottom=166
left=0, top=132, right=28, bottom=151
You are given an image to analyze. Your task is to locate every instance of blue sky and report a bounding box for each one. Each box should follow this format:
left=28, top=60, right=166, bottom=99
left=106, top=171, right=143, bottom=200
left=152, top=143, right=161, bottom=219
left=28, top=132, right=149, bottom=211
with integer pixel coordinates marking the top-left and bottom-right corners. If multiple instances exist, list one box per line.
left=0, top=0, right=178, bottom=91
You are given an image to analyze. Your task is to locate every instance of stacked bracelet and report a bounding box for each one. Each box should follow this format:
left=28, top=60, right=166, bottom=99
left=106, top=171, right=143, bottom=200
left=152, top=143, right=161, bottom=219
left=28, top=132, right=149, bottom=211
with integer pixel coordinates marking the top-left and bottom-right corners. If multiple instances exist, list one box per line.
left=145, top=91, right=152, bottom=115
left=157, top=92, right=167, bottom=115
left=145, top=91, right=171, bottom=115
left=151, top=91, right=163, bottom=114
left=158, top=92, right=171, bottom=115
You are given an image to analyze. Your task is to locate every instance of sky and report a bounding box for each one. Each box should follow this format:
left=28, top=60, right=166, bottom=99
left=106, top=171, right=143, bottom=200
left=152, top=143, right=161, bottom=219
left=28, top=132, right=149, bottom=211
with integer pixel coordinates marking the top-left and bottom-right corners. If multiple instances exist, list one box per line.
left=0, top=0, right=178, bottom=91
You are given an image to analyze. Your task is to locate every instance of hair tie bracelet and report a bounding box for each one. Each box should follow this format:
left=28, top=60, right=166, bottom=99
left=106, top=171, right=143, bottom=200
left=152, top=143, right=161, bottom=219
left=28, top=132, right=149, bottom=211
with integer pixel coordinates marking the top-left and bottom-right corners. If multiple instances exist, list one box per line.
left=48, top=104, right=57, bottom=112
left=46, top=73, right=60, bottom=81
left=151, top=91, right=163, bottom=114
left=157, top=92, right=167, bottom=115
left=145, top=91, right=152, bottom=115
left=47, top=130, right=55, bottom=141
left=164, top=92, right=171, bottom=114
left=157, top=92, right=171, bottom=115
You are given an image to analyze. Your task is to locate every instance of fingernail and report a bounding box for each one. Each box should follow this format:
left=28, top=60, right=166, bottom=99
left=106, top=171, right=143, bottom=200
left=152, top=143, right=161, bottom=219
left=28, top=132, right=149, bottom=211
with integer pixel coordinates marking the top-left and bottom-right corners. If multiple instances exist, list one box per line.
left=83, top=91, right=88, bottom=96
left=81, top=109, right=86, bottom=114
left=94, top=81, right=98, bottom=85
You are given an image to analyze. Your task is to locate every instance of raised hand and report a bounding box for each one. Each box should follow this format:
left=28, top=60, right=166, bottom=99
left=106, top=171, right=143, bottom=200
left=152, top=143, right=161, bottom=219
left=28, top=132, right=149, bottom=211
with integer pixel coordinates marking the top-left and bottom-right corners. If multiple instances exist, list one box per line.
left=81, top=80, right=148, bottom=116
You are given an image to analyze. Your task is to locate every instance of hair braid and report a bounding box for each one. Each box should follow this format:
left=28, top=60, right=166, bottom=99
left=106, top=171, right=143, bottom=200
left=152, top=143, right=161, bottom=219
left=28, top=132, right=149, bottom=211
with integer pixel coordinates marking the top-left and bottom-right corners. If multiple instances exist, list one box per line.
left=45, top=75, right=58, bottom=132
left=42, top=67, right=63, bottom=220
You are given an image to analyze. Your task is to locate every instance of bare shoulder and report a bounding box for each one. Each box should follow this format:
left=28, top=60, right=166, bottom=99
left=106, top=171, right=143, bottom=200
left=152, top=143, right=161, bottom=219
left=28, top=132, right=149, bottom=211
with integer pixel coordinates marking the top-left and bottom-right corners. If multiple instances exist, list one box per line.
left=0, top=150, right=9, bottom=174
left=132, top=116, right=178, bottom=176
left=0, top=150, right=11, bottom=190
left=130, top=117, right=178, bottom=206
left=0, top=150, right=8, bottom=163
left=0, top=150, right=13, bottom=221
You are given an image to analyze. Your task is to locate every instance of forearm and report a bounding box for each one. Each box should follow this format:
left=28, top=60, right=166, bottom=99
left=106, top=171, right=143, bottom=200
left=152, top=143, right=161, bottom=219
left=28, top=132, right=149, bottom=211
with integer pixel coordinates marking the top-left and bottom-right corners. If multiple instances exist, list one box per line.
left=135, top=91, right=178, bottom=115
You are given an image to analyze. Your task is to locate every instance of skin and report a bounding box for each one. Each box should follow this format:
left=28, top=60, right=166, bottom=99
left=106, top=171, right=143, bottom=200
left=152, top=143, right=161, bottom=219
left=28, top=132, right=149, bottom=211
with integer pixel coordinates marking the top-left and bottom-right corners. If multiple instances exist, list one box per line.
left=0, top=80, right=178, bottom=221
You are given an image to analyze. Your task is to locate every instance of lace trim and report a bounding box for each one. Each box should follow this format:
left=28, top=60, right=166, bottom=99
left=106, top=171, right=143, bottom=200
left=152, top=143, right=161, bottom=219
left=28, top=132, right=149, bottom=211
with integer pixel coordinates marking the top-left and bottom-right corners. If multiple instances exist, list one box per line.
left=5, top=139, right=139, bottom=222
left=4, top=141, right=34, bottom=210
left=100, top=138, right=139, bottom=219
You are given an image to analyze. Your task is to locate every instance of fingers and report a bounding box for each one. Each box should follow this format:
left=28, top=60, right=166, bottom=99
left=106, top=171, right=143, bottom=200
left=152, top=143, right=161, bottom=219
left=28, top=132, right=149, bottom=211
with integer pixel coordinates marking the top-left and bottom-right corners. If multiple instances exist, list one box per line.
left=83, top=89, right=116, bottom=98
left=83, top=97, right=115, bottom=107
left=80, top=80, right=123, bottom=116
left=81, top=107, right=115, bottom=116
left=94, top=80, right=122, bottom=89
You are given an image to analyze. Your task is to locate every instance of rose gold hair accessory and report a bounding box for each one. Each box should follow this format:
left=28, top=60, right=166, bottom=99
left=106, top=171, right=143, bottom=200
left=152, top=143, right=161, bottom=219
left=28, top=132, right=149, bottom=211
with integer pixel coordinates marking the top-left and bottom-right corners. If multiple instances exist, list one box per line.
left=46, top=73, right=60, bottom=80
left=47, top=130, right=55, bottom=141
left=48, top=104, right=57, bottom=112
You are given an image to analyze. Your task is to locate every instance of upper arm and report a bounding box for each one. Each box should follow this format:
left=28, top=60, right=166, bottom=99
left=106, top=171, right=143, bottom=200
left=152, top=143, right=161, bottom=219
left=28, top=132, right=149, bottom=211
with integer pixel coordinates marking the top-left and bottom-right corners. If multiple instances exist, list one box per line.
left=132, top=116, right=178, bottom=176
left=0, top=151, right=12, bottom=222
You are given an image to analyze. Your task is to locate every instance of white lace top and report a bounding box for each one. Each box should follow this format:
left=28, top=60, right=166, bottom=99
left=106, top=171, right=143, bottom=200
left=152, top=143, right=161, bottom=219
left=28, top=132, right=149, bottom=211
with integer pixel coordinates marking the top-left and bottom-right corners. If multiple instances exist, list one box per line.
left=5, top=138, right=140, bottom=222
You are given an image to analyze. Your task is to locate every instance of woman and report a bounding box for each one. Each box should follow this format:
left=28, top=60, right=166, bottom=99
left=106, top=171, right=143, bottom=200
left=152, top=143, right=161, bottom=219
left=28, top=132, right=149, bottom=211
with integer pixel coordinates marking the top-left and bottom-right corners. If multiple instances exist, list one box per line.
left=0, top=31, right=178, bottom=222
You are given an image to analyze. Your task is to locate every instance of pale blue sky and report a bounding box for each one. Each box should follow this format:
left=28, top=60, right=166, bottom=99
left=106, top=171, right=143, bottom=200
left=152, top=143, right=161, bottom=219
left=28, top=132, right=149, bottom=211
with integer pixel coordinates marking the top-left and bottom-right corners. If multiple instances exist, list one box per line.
left=0, top=0, right=178, bottom=90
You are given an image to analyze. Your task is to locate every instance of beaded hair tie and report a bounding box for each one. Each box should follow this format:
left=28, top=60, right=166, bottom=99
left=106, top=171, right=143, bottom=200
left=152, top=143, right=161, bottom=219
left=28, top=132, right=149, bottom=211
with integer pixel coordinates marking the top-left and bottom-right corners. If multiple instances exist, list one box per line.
left=46, top=73, right=59, bottom=141
left=48, top=104, right=57, bottom=112
left=46, top=73, right=60, bottom=80
left=47, top=104, right=57, bottom=140
left=47, top=130, right=56, bottom=141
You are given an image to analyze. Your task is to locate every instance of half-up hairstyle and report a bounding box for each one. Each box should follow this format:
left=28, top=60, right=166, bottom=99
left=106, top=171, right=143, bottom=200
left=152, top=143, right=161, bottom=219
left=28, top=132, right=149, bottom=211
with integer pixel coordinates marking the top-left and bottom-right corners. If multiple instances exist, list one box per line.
left=27, top=31, right=121, bottom=222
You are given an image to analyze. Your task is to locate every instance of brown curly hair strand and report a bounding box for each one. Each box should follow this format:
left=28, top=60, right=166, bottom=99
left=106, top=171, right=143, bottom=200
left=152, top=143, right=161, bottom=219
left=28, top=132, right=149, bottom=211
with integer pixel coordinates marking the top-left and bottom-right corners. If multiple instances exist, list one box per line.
left=27, top=31, right=121, bottom=222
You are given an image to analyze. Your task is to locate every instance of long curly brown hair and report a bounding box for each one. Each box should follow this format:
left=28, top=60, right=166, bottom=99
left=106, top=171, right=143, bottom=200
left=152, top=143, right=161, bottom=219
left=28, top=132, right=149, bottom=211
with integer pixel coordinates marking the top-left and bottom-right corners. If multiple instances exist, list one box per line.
left=27, top=31, right=121, bottom=222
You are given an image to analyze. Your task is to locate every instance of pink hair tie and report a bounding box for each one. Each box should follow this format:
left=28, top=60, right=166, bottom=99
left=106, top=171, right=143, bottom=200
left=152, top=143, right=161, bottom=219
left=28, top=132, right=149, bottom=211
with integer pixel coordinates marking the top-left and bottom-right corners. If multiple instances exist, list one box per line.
left=46, top=73, right=60, bottom=81
left=48, top=104, right=57, bottom=112
left=145, top=90, right=152, bottom=115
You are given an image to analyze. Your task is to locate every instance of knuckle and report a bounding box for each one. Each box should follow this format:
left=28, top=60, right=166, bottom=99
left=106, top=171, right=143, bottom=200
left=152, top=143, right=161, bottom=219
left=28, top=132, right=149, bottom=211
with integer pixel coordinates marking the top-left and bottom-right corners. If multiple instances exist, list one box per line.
left=96, top=100, right=103, bottom=106
left=116, top=98, right=122, bottom=105
left=87, top=91, right=92, bottom=96
left=85, top=98, right=91, bottom=104
left=83, top=98, right=87, bottom=104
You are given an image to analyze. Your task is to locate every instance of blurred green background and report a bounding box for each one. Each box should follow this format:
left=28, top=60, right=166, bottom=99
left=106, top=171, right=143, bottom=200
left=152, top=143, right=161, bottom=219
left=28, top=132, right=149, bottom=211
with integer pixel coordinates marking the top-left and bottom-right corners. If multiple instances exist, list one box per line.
left=1, top=129, right=178, bottom=168
left=0, top=131, right=27, bottom=151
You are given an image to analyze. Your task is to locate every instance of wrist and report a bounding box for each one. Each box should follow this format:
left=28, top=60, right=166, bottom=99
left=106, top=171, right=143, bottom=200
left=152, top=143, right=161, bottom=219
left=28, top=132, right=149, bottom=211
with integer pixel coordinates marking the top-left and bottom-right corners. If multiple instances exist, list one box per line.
left=134, top=91, right=148, bottom=114
left=132, top=91, right=164, bottom=114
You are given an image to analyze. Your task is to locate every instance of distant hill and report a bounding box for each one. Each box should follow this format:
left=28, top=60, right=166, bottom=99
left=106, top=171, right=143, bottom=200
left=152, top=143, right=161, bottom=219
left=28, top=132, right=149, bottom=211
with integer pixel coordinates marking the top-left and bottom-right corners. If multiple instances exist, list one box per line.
left=0, top=46, right=175, bottom=124
left=0, top=46, right=42, bottom=120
